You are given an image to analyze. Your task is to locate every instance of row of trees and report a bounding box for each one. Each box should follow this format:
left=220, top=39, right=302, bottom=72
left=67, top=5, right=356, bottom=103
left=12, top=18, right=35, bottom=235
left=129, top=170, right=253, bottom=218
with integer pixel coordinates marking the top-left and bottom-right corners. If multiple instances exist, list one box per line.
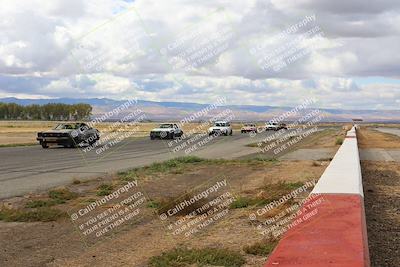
left=0, top=102, right=92, bottom=121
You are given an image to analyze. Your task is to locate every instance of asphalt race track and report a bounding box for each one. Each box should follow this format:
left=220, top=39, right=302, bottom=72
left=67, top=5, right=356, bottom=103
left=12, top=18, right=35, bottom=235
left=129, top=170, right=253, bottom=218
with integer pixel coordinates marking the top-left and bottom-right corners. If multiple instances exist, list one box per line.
left=0, top=131, right=287, bottom=199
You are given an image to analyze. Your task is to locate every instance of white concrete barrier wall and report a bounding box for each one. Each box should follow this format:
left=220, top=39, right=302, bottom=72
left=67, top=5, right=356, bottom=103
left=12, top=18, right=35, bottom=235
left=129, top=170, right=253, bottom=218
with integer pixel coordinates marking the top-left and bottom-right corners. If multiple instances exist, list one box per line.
left=311, top=126, right=364, bottom=196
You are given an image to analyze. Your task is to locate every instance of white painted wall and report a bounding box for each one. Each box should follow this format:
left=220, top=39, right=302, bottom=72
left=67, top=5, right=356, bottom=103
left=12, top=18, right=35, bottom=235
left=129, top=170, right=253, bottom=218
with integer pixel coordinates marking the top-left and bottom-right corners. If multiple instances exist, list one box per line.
left=311, top=127, right=364, bottom=196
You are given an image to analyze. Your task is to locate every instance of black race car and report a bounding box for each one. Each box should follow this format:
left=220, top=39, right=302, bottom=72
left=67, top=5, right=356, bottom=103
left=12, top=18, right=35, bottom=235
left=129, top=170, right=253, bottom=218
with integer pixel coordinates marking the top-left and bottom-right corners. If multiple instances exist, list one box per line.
left=37, top=123, right=100, bottom=148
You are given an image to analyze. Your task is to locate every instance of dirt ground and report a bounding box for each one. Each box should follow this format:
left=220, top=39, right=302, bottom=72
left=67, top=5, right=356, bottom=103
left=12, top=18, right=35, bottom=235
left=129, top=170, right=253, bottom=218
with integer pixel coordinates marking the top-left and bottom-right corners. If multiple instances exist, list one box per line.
left=357, top=126, right=400, bottom=149
left=361, top=161, right=400, bottom=267
left=358, top=127, right=400, bottom=266
left=301, top=127, right=347, bottom=148
left=0, top=159, right=326, bottom=267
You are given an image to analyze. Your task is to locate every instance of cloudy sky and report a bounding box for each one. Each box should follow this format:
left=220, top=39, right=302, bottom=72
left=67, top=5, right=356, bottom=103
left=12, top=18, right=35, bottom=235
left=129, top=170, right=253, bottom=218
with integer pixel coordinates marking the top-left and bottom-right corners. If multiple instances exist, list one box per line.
left=0, top=0, right=399, bottom=110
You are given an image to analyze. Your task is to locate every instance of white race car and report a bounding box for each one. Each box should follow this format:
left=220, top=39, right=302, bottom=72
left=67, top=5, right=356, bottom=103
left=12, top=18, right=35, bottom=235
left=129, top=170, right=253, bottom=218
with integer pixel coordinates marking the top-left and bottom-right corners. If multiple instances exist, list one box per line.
left=150, top=123, right=183, bottom=139
left=208, top=121, right=233, bottom=136
left=265, top=122, right=279, bottom=131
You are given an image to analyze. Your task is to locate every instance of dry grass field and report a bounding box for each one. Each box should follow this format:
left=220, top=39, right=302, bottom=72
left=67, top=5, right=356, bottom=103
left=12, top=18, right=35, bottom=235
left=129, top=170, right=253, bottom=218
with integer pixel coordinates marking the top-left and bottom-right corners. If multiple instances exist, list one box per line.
left=357, top=126, right=400, bottom=149
left=0, top=156, right=328, bottom=267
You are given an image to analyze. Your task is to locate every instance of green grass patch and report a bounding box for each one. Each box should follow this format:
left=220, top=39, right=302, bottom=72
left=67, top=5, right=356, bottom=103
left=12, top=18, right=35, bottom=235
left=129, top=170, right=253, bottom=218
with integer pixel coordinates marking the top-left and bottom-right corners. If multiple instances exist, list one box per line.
left=230, top=197, right=265, bottom=209
left=118, top=156, right=278, bottom=182
left=97, top=183, right=114, bottom=196
left=79, top=198, right=97, bottom=205
left=117, top=156, right=280, bottom=187
left=262, top=181, right=305, bottom=202
left=276, top=181, right=305, bottom=191
left=0, top=207, right=66, bottom=222
left=149, top=247, right=245, bottom=267
left=26, top=188, right=78, bottom=208
left=237, top=157, right=278, bottom=165
left=145, top=156, right=205, bottom=173
left=147, top=200, right=162, bottom=209
left=118, top=156, right=206, bottom=180
left=243, top=239, right=278, bottom=256
left=335, top=137, right=344, bottom=145
left=25, top=199, right=57, bottom=208
left=118, top=169, right=140, bottom=182
left=48, top=188, right=77, bottom=204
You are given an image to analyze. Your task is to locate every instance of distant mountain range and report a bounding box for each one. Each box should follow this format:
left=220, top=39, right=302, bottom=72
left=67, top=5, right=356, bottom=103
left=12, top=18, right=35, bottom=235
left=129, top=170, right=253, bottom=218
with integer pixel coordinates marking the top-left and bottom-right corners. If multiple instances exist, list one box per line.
left=1, top=97, right=399, bottom=122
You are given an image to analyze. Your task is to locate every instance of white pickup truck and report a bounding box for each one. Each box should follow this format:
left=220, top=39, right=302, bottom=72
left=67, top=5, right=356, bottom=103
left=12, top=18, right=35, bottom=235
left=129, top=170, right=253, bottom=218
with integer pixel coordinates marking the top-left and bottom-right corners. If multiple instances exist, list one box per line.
left=150, top=123, right=183, bottom=139
left=208, top=121, right=233, bottom=136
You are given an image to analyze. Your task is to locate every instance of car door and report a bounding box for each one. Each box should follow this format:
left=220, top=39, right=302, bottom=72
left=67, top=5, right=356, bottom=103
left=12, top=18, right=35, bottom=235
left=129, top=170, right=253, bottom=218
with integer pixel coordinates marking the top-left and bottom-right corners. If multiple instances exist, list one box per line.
left=79, top=123, right=91, bottom=143
left=86, top=124, right=97, bottom=141
left=173, top=124, right=180, bottom=135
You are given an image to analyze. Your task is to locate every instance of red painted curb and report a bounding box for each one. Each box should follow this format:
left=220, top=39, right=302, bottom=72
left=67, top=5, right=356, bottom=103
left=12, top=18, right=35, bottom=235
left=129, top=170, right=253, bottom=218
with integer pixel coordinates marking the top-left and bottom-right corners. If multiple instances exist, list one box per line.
left=264, top=194, right=370, bottom=267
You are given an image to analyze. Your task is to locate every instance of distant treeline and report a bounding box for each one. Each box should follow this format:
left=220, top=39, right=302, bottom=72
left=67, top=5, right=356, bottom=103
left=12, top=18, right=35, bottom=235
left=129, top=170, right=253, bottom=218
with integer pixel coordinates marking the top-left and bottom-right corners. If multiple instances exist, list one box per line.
left=0, top=102, right=92, bottom=121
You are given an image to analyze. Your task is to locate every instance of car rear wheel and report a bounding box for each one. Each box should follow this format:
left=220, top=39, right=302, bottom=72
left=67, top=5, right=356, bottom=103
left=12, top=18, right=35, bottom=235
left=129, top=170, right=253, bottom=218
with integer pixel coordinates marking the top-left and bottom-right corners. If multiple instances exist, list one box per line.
left=68, top=142, right=76, bottom=148
left=89, top=136, right=97, bottom=146
left=41, top=142, right=49, bottom=149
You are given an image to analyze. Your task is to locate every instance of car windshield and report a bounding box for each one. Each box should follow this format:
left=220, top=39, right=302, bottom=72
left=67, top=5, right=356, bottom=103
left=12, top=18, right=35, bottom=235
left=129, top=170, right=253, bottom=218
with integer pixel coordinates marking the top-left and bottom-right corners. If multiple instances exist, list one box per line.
left=159, top=124, right=173, bottom=128
left=215, top=123, right=226, bottom=127
left=54, top=123, right=80, bottom=130
left=245, top=124, right=255, bottom=127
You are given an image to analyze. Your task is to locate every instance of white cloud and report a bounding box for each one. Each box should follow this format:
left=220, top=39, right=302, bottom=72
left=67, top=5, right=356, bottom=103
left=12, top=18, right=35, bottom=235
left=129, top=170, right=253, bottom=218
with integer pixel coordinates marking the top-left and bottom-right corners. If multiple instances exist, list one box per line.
left=0, top=0, right=399, bottom=110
